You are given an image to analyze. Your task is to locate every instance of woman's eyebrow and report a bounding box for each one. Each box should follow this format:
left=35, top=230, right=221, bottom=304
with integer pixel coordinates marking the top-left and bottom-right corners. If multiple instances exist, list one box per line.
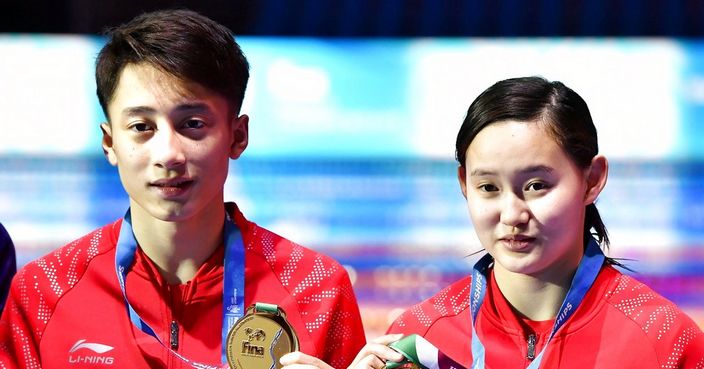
left=470, top=165, right=553, bottom=178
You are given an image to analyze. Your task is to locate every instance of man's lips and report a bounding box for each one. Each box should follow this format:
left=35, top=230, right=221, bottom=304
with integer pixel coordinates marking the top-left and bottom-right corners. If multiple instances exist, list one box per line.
left=149, top=178, right=194, bottom=197
left=150, top=178, right=193, bottom=187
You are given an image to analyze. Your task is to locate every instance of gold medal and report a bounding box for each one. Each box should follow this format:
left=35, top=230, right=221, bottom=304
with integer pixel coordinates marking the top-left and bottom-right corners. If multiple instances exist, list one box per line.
left=226, top=303, right=299, bottom=369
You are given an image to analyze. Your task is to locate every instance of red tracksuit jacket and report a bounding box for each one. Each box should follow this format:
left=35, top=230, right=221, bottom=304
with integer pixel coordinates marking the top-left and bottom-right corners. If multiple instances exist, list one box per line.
left=0, top=203, right=366, bottom=368
left=388, top=264, right=704, bottom=368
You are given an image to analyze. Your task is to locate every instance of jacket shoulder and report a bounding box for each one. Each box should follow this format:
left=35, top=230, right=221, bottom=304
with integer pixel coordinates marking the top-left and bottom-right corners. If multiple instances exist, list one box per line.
left=388, top=275, right=472, bottom=336
left=603, top=266, right=704, bottom=365
left=241, top=219, right=365, bottom=369
left=11, top=221, right=119, bottom=325
left=230, top=202, right=349, bottom=292
left=244, top=222, right=352, bottom=298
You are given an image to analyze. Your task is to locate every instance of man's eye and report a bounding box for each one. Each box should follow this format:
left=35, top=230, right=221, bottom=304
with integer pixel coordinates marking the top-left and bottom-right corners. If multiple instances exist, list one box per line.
left=478, top=184, right=498, bottom=192
left=131, top=123, right=151, bottom=132
left=183, top=119, right=205, bottom=129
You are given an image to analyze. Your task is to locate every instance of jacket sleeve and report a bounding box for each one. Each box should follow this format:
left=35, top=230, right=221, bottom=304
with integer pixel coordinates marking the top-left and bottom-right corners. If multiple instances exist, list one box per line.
left=315, top=264, right=366, bottom=369
left=674, top=318, right=704, bottom=368
left=0, top=268, right=42, bottom=369
left=386, top=310, right=421, bottom=336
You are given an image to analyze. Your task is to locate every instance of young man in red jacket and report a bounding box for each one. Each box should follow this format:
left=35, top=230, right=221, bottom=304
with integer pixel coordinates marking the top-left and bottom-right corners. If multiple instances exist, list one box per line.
left=0, top=9, right=365, bottom=368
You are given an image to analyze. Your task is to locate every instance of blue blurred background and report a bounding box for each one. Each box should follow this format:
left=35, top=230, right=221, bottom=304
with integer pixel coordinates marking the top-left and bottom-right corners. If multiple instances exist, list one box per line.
left=2, top=1, right=704, bottom=338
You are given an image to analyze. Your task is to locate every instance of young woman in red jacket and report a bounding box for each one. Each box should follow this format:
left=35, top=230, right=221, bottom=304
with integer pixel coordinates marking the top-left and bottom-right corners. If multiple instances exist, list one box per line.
left=381, top=76, right=704, bottom=368
left=284, top=76, right=704, bottom=369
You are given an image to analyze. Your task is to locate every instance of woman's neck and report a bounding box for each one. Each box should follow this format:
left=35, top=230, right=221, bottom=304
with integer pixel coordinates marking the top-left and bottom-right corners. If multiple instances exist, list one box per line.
left=492, top=258, right=580, bottom=321
left=130, top=202, right=225, bottom=285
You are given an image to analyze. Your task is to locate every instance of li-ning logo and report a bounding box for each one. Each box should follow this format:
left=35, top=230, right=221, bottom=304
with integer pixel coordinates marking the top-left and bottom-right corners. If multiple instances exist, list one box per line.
left=68, top=339, right=115, bottom=365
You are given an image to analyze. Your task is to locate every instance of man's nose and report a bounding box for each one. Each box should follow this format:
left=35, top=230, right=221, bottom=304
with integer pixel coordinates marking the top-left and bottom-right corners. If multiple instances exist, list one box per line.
left=152, top=126, right=186, bottom=170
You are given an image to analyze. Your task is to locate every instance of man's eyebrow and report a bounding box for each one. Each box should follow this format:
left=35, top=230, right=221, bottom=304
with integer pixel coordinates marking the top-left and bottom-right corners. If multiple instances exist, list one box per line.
left=121, top=102, right=213, bottom=117
left=172, top=102, right=212, bottom=113
left=469, top=168, right=495, bottom=177
left=122, top=106, right=157, bottom=117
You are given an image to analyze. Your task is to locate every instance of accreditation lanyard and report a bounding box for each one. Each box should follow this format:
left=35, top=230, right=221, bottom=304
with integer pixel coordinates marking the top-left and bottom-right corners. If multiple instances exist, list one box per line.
left=115, top=209, right=245, bottom=368
left=469, top=238, right=605, bottom=369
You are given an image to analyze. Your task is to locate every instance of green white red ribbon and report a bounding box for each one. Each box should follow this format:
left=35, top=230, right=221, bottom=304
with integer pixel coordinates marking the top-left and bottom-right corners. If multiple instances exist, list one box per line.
left=386, top=334, right=465, bottom=369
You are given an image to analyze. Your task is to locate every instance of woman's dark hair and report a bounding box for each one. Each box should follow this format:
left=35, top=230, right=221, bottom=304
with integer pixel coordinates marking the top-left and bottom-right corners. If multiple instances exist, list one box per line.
left=456, top=76, right=610, bottom=249
left=95, top=9, right=250, bottom=119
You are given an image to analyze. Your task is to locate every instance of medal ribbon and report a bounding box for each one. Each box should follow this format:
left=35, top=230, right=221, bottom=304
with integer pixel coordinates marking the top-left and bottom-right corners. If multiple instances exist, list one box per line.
left=469, top=238, right=605, bottom=369
left=115, top=209, right=245, bottom=368
left=387, top=334, right=466, bottom=369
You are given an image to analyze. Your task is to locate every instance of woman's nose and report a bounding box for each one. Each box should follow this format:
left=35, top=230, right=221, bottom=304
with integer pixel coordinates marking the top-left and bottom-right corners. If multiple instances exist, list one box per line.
left=499, top=192, right=530, bottom=228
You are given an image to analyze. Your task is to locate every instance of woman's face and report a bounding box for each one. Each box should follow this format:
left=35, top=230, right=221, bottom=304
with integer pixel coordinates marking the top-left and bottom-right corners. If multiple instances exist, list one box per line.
left=458, top=120, right=606, bottom=279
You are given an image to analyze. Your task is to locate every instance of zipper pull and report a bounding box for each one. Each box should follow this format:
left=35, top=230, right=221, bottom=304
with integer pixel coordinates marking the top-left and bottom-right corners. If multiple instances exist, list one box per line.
left=170, top=320, right=179, bottom=350
left=526, top=334, right=536, bottom=360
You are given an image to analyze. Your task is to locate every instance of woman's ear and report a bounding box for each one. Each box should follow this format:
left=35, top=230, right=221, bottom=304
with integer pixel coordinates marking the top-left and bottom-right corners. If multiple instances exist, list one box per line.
left=584, top=155, right=608, bottom=205
left=458, top=165, right=468, bottom=199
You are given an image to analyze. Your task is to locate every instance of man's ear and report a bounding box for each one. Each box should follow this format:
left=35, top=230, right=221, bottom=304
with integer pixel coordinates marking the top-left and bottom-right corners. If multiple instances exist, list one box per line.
left=230, top=114, right=249, bottom=159
left=101, top=123, right=118, bottom=166
left=458, top=165, right=468, bottom=199
left=584, top=155, right=608, bottom=205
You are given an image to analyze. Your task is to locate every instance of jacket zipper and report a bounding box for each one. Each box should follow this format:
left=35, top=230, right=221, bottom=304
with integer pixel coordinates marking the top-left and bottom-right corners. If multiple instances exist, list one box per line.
left=170, top=320, right=179, bottom=350
left=526, top=334, right=537, bottom=360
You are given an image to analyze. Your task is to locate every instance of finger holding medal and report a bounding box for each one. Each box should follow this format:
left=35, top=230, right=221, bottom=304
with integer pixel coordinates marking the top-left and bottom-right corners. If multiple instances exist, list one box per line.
left=279, top=334, right=405, bottom=369
left=347, top=334, right=405, bottom=369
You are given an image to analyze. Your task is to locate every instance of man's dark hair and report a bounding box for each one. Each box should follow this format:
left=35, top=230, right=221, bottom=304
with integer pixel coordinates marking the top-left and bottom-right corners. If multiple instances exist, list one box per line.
left=95, top=9, right=250, bottom=119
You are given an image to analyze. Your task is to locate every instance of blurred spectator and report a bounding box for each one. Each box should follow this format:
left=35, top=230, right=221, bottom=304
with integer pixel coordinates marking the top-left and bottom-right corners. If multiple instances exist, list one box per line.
left=0, top=224, right=16, bottom=314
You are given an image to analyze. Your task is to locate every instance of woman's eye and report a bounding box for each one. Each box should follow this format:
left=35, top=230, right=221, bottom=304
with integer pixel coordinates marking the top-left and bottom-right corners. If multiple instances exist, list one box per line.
left=526, top=182, right=548, bottom=191
left=183, top=119, right=205, bottom=129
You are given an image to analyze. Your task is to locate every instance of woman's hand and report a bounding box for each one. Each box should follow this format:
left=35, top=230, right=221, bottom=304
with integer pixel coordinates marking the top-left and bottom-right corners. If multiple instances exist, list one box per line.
left=346, top=334, right=405, bottom=369
left=279, top=334, right=406, bottom=369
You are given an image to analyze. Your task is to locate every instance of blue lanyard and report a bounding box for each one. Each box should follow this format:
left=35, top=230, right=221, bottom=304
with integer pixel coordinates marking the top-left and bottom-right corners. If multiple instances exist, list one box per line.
left=469, top=238, right=605, bottom=369
left=115, top=209, right=245, bottom=368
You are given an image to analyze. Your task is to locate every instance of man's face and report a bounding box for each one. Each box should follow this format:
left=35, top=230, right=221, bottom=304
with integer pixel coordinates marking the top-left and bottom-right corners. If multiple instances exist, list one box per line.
left=102, top=63, right=248, bottom=222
